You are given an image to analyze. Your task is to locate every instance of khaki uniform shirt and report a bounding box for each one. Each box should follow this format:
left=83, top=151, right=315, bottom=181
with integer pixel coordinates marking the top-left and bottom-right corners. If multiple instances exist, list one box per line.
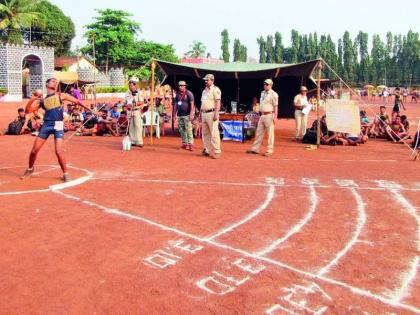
left=201, top=85, right=221, bottom=111
left=259, top=89, right=279, bottom=112
left=125, top=90, right=144, bottom=109
left=293, top=94, right=308, bottom=107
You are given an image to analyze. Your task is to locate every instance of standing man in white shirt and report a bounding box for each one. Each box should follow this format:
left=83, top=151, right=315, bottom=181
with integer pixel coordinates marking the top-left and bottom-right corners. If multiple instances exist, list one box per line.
left=293, top=86, right=310, bottom=140
left=125, top=79, right=145, bottom=147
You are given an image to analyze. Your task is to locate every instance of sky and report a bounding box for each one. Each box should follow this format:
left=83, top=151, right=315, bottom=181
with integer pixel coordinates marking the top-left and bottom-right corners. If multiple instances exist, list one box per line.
left=51, top=0, right=420, bottom=59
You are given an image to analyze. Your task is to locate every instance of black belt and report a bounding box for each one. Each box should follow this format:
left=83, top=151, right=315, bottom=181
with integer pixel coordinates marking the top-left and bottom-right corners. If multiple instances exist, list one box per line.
left=202, top=109, right=215, bottom=113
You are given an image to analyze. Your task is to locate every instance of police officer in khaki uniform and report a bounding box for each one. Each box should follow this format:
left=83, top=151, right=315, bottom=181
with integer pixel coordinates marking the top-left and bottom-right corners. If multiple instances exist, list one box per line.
left=246, top=79, right=278, bottom=157
left=125, top=78, right=145, bottom=147
left=201, top=74, right=222, bottom=159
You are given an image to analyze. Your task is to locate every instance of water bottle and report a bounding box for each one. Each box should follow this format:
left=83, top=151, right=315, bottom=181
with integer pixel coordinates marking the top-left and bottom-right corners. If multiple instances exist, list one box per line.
left=122, top=136, right=131, bottom=151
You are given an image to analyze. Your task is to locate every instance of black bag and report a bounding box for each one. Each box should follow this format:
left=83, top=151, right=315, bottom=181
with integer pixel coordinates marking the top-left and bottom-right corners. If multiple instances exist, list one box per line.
left=302, top=128, right=317, bottom=144
left=6, top=119, right=24, bottom=135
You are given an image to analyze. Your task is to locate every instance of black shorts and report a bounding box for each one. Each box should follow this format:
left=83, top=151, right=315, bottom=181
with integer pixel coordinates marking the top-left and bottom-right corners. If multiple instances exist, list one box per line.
left=393, top=105, right=400, bottom=113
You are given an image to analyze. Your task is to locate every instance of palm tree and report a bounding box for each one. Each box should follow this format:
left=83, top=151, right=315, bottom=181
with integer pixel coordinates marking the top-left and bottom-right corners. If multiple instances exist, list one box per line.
left=0, top=0, right=45, bottom=45
left=187, top=40, right=206, bottom=58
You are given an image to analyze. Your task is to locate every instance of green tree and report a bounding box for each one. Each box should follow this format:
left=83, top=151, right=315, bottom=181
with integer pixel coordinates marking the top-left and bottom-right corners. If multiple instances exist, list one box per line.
left=370, top=34, right=386, bottom=84
left=342, top=31, right=357, bottom=83
left=0, top=0, right=45, bottom=44
left=274, top=32, right=283, bottom=63
left=291, top=29, right=300, bottom=63
left=257, top=36, right=266, bottom=63
left=240, top=44, right=247, bottom=62
left=233, top=38, right=241, bottom=62
left=337, top=38, right=343, bottom=76
left=233, top=39, right=247, bottom=62
left=82, top=9, right=140, bottom=73
left=221, top=29, right=230, bottom=62
left=266, top=35, right=274, bottom=63
left=30, top=0, right=75, bottom=56
left=356, top=31, right=369, bottom=84
left=187, top=40, right=206, bottom=58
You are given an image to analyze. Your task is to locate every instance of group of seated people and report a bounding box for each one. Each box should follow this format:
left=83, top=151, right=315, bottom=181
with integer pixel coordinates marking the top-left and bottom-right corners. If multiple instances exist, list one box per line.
left=303, top=105, right=419, bottom=150
left=3, top=95, right=178, bottom=138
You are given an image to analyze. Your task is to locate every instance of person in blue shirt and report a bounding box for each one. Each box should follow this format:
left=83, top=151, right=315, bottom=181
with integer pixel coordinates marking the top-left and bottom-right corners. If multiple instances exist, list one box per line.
left=22, top=78, right=91, bottom=182
left=109, top=104, right=120, bottom=119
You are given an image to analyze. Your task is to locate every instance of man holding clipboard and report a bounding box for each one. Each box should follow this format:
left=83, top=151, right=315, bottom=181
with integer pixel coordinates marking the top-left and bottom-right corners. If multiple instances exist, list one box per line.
left=293, top=86, right=312, bottom=140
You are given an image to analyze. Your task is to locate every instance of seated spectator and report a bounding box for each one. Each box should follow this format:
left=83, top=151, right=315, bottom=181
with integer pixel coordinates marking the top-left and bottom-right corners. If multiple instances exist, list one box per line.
left=345, top=132, right=366, bottom=145
left=303, top=116, right=338, bottom=146
left=69, top=86, right=82, bottom=101
left=191, top=108, right=201, bottom=138
left=116, top=111, right=128, bottom=135
left=156, top=97, right=170, bottom=136
left=397, top=115, right=411, bottom=142
left=79, top=112, right=98, bottom=136
left=21, top=108, right=44, bottom=135
left=360, top=110, right=371, bottom=136
left=5, top=108, right=27, bottom=135
left=251, top=97, right=260, bottom=113
left=97, top=110, right=117, bottom=136
left=109, top=104, right=120, bottom=119
left=386, top=115, right=407, bottom=142
left=369, top=106, right=390, bottom=138
left=68, top=107, right=84, bottom=131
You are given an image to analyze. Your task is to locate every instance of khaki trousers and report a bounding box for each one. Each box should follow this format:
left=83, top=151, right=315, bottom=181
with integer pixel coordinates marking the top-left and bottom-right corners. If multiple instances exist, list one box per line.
left=201, top=112, right=221, bottom=155
left=294, top=109, right=308, bottom=138
left=251, top=114, right=275, bottom=154
left=129, top=110, right=143, bottom=145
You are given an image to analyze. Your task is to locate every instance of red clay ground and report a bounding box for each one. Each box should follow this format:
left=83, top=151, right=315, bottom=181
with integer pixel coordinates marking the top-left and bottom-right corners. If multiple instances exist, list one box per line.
left=0, top=97, right=419, bottom=314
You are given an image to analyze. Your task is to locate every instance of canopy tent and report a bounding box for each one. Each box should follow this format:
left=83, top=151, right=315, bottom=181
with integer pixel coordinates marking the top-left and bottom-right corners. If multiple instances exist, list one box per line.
left=156, top=59, right=320, bottom=118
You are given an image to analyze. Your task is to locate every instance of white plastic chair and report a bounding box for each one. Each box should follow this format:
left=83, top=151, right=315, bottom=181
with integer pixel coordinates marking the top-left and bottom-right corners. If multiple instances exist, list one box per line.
left=142, top=111, right=160, bottom=138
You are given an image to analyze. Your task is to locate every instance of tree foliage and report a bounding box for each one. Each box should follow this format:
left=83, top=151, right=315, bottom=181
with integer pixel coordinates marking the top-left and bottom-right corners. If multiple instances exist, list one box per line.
left=221, top=29, right=230, bottom=62
left=256, top=29, right=420, bottom=86
left=186, top=40, right=206, bottom=58
left=0, top=0, right=45, bottom=44
left=30, top=0, right=75, bottom=56
left=81, top=9, right=140, bottom=71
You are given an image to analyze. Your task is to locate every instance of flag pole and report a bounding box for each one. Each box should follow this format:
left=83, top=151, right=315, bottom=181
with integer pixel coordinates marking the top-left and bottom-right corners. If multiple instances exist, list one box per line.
left=316, top=60, right=322, bottom=147
left=150, top=60, right=156, bottom=144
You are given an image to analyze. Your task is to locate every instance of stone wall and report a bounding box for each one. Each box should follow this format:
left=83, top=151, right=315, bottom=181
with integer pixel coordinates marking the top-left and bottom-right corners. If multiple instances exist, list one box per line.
left=77, top=67, right=124, bottom=87
left=0, top=43, right=54, bottom=101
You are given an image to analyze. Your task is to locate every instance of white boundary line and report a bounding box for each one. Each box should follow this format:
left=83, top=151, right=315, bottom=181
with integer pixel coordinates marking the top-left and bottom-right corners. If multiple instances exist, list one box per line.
left=376, top=181, right=420, bottom=303
left=52, top=189, right=420, bottom=314
left=0, top=165, right=93, bottom=196
left=254, top=180, right=318, bottom=257
left=317, top=187, right=367, bottom=276
left=91, top=177, right=420, bottom=192
left=206, top=180, right=276, bottom=241
left=244, top=158, right=398, bottom=163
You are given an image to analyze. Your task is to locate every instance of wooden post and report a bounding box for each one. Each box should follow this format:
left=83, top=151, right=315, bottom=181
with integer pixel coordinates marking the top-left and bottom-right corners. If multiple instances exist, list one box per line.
left=92, top=34, right=97, bottom=106
left=316, top=61, right=322, bottom=147
left=150, top=60, right=156, bottom=144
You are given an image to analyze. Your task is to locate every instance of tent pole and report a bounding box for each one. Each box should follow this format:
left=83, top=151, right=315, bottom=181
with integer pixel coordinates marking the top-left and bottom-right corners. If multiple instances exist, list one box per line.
left=92, top=34, right=97, bottom=108
left=150, top=60, right=156, bottom=145
left=172, top=75, right=177, bottom=133
left=316, top=61, right=322, bottom=147
left=236, top=77, right=240, bottom=104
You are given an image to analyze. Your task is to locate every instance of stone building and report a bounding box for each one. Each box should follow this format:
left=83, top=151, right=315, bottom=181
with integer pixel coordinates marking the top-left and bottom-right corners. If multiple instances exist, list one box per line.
left=0, top=44, right=125, bottom=101
left=0, top=43, right=54, bottom=101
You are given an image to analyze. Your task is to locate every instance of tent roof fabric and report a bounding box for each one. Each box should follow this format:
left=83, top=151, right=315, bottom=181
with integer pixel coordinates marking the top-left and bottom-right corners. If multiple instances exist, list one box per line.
left=156, top=59, right=321, bottom=80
